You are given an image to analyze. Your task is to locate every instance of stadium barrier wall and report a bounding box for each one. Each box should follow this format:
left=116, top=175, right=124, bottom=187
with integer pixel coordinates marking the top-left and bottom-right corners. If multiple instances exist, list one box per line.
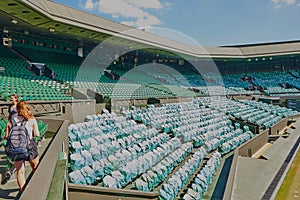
left=60, top=100, right=96, bottom=123
left=110, top=98, right=148, bottom=114
left=1, top=99, right=102, bottom=124
left=232, top=95, right=253, bottom=101
left=223, top=149, right=239, bottom=200
left=31, top=102, right=61, bottom=115
left=72, top=88, right=90, bottom=100
left=231, top=117, right=260, bottom=134
left=269, top=117, right=289, bottom=135
left=36, top=117, right=64, bottom=133
left=238, top=129, right=269, bottom=157
left=223, top=129, right=269, bottom=200
left=95, top=103, right=106, bottom=114
left=110, top=96, right=193, bottom=114
left=289, top=113, right=300, bottom=120
left=160, top=96, right=192, bottom=104
left=68, top=184, right=159, bottom=200
left=46, top=158, right=68, bottom=200
left=111, top=99, right=133, bottom=114
left=0, top=101, right=61, bottom=117
left=87, top=89, right=104, bottom=103
left=20, top=119, right=69, bottom=200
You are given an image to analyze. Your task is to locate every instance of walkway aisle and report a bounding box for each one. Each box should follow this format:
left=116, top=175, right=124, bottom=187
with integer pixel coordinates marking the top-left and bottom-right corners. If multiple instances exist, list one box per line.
left=232, top=119, right=300, bottom=200
left=0, top=138, right=51, bottom=199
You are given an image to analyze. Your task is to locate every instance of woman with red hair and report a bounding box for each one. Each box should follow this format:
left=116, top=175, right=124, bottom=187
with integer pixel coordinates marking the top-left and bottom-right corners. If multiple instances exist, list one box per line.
left=6, top=101, right=40, bottom=191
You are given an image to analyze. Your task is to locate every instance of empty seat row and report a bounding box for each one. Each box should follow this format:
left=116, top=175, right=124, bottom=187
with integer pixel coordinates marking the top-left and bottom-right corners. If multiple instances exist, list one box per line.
left=182, top=151, right=221, bottom=200
left=159, top=147, right=208, bottom=200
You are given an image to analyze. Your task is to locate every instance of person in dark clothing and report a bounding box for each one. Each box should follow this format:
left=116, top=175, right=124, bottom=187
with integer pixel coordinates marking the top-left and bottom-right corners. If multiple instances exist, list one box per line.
left=1, top=94, right=19, bottom=184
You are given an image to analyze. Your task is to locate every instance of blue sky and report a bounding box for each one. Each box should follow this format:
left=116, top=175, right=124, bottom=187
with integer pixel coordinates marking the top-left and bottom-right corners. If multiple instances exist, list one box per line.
left=53, top=0, right=300, bottom=46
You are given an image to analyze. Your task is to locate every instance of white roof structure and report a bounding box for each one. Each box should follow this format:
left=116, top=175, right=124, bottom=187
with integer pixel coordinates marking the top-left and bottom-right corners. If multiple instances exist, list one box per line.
left=1, top=0, right=300, bottom=58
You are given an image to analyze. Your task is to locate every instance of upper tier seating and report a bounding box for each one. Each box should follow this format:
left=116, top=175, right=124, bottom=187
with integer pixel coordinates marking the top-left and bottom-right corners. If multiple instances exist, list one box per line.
left=0, top=44, right=72, bottom=101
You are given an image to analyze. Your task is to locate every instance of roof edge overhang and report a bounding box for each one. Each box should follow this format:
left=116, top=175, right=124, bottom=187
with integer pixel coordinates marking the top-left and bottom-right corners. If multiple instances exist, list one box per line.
left=4, top=0, right=299, bottom=60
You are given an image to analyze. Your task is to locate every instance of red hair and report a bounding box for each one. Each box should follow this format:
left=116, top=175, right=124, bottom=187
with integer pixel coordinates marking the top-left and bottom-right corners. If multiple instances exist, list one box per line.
left=17, top=101, right=34, bottom=120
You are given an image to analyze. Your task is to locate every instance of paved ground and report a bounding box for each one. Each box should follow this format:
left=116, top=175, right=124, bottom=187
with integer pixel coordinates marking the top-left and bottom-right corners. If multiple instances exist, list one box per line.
left=232, top=119, right=300, bottom=200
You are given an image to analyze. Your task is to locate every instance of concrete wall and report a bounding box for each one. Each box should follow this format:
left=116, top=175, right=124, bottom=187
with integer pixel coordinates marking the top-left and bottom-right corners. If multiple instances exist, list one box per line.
left=60, top=100, right=96, bottom=124
left=223, top=149, right=239, bottom=200
left=232, top=95, right=253, bottom=101
left=36, top=117, right=64, bottom=133
left=0, top=103, right=9, bottom=118
left=20, top=120, right=69, bottom=200
left=223, top=130, right=273, bottom=200
left=71, top=101, right=96, bottom=123
left=110, top=99, right=148, bottom=113
left=269, top=117, right=289, bottom=135
left=238, top=129, right=269, bottom=157
left=111, top=99, right=132, bottom=114
left=0, top=101, right=62, bottom=118
left=68, top=184, right=158, bottom=200
left=95, top=103, right=106, bottom=114
left=231, top=117, right=260, bottom=134
left=87, top=89, right=104, bottom=103
left=159, top=97, right=191, bottom=104
left=72, top=88, right=89, bottom=99
left=223, top=129, right=269, bottom=199
left=1, top=99, right=98, bottom=124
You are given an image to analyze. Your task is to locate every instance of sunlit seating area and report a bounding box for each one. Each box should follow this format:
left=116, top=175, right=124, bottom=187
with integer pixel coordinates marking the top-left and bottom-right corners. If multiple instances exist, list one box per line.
left=195, top=97, right=298, bottom=129
left=67, top=99, right=268, bottom=199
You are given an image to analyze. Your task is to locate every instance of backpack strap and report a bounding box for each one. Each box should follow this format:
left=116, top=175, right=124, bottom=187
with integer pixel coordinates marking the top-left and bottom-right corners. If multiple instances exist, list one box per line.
left=10, top=117, right=18, bottom=127
left=21, top=119, right=27, bottom=127
left=10, top=116, right=27, bottom=127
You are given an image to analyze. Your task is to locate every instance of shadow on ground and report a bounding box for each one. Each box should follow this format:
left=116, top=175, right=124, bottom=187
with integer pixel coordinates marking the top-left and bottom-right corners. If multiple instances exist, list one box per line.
left=0, top=188, right=20, bottom=199
left=211, top=155, right=233, bottom=200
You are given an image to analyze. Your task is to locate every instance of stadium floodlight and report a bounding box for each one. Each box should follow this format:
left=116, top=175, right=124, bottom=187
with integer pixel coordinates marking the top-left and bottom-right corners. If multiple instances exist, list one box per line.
left=11, top=19, right=18, bottom=24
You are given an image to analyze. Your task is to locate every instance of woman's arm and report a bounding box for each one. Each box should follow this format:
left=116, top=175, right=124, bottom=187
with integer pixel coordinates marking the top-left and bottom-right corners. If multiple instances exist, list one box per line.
left=32, top=118, right=40, bottom=137
left=5, top=120, right=11, bottom=139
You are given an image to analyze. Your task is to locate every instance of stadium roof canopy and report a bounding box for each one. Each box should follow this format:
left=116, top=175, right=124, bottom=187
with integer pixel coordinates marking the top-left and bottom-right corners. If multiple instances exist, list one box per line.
left=0, top=0, right=300, bottom=59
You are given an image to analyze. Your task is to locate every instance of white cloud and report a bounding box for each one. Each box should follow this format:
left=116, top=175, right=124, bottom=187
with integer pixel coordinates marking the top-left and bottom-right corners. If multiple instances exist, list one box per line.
left=164, top=2, right=172, bottom=10
left=97, top=0, right=166, bottom=28
left=271, top=0, right=298, bottom=8
left=286, top=0, right=296, bottom=4
left=137, top=15, right=161, bottom=27
left=84, top=0, right=95, bottom=10
left=99, top=0, right=146, bottom=19
left=121, top=15, right=161, bottom=27
left=121, top=21, right=135, bottom=27
left=126, top=0, right=162, bottom=9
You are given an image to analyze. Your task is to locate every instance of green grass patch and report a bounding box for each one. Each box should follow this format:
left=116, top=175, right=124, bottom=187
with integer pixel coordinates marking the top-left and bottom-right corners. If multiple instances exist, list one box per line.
left=275, top=147, right=300, bottom=200
left=44, top=131, right=56, bottom=139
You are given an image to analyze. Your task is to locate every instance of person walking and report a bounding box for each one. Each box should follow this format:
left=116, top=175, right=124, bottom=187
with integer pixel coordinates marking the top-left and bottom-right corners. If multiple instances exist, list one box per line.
left=1, top=94, right=19, bottom=184
left=5, top=101, right=40, bottom=191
